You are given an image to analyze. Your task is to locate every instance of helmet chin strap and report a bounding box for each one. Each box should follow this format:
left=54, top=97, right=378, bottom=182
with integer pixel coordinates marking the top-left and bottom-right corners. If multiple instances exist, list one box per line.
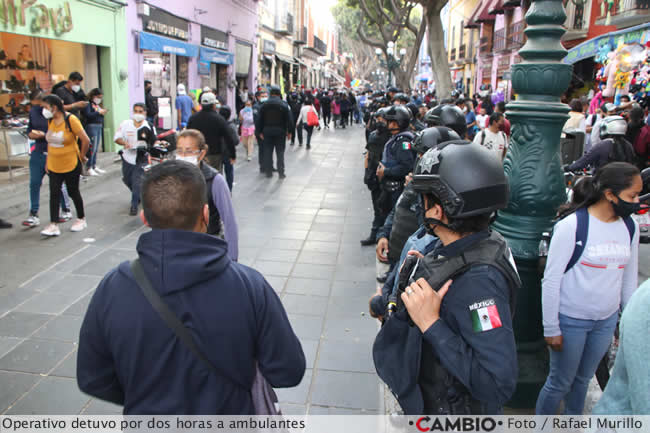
left=423, top=217, right=456, bottom=236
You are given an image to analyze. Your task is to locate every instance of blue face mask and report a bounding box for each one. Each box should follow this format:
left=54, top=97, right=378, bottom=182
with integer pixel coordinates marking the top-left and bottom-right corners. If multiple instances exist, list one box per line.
left=244, top=106, right=252, bottom=112
left=260, top=97, right=268, bottom=103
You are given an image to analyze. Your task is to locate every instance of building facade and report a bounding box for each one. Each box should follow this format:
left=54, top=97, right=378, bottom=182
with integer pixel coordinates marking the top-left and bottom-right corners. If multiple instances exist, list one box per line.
left=125, top=0, right=259, bottom=129
left=447, top=0, right=481, bottom=97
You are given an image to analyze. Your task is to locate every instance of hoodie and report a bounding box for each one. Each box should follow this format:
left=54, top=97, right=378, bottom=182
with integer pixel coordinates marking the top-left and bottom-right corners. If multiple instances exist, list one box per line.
left=77, top=229, right=305, bottom=414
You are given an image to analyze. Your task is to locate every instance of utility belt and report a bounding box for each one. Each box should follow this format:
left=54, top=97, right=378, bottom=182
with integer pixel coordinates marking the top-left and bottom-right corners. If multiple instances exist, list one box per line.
left=381, top=179, right=403, bottom=193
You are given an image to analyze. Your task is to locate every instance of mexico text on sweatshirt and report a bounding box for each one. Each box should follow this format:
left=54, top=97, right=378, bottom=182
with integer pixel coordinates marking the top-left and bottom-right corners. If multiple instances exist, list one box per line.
left=542, top=211, right=639, bottom=337
left=77, top=229, right=306, bottom=414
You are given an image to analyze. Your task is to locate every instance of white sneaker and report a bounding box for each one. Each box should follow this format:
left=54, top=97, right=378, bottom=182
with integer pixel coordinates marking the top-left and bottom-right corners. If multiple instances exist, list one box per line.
left=94, top=167, right=106, bottom=174
left=22, top=215, right=40, bottom=228
left=41, top=223, right=60, bottom=237
left=88, top=168, right=100, bottom=176
left=70, top=218, right=87, bottom=232
left=59, top=211, right=73, bottom=222
left=247, top=156, right=252, bottom=161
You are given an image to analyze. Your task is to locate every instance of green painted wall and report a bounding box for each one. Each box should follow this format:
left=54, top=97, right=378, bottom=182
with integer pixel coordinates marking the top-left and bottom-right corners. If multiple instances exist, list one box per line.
left=0, top=0, right=129, bottom=152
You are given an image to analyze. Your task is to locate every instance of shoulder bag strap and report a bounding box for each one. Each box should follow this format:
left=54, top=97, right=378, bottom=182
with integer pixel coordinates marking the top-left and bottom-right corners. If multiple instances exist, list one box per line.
left=565, top=207, right=589, bottom=273
left=130, top=259, right=248, bottom=391
left=622, top=215, right=635, bottom=243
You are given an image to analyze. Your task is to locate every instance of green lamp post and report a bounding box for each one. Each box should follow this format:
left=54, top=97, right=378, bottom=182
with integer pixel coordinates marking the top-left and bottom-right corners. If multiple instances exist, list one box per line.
left=493, top=0, right=572, bottom=408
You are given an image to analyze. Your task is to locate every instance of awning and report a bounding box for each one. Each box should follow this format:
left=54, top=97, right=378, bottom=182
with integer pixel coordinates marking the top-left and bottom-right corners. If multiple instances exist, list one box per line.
left=503, top=0, right=521, bottom=7
left=294, top=57, right=308, bottom=67
left=477, top=0, right=498, bottom=23
left=488, top=0, right=505, bottom=15
left=563, top=21, right=650, bottom=64
left=200, top=46, right=234, bottom=65
left=465, top=1, right=483, bottom=28
left=275, top=53, right=295, bottom=64
left=139, top=32, right=198, bottom=57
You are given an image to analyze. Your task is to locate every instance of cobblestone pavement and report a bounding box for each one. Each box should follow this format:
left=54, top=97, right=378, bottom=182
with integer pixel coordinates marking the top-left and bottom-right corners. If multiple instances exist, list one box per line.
left=0, top=124, right=384, bottom=415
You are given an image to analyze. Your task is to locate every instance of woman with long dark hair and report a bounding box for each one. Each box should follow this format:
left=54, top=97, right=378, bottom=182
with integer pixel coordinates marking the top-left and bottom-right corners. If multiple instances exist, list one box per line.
left=40, top=94, right=91, bottom=236
left=83, top=87, right=107, bottom=176
left=536, top=162, right=642, bottom=415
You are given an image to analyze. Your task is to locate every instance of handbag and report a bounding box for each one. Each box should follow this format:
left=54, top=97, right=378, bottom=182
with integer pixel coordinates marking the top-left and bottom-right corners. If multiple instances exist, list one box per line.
left=306, top=108, right=319, bottom=127
left=130, top=259, right=282, bottom=415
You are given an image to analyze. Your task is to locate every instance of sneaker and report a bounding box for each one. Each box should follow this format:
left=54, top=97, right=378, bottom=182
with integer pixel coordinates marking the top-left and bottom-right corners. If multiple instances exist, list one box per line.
left=95, top=167, right=106, bottom=174
left=247, top=156, right=252, bottom=161
left=88, top=168, right=100, bottom=176
left=70, top=218, right=87, bottom=232
left=0, top=218, right=12, bottom=229
left=279, top=173, right=286, bottom=179
left=40, top=223, right=60, bottom=236
left=22, top=214, right=40, bottom=228
left=59, top=211, right=73, bottom=223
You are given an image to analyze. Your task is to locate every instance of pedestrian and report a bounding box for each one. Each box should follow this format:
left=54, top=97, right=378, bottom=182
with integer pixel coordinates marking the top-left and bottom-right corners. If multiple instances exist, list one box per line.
left=114, top=103, right=157, bottom=216
left=77, top=159, right=305, bottom=414
left=592, top=278, right=650, bottom=415
left=374, top=143, right=519, bottom=414
left=54, top=71, right=88, bottom=118
left=590, top=103, right=615, bottom=150
left=39, top=94, right=90, bottom=236
left=239, top=99, right=256, bottom=162
left=256, top=86, right=293, bottom=179
left=464, top=99, right=478, bottom=140
left=287, top=87, right=302, bottom=146
left=22, top=90, right=72, bottom=229
left=295, top=98, right=319, bottom=149
left=332, top=96, right=341, bottom=129
left=175, top=129, right=238, bottom=261
left=144, top=80, right=158, bottom=126
left=175, top=84, right=193, bottom=130
left=219, top=105, right=238, bottom=192
left=253, top=89, right=268, bottom=172
left=536, top=162, right=641, bottom=415
left=495, top=102, right=511, bottom=137
left=563, top=99, right=586, bottom=135
left=319, top=91, right=331, bottom=128
left=475, top=106, right=488, bottom=131
left=626, top=106, right=650, bottom=168
left=83, top=88, right=107, bottom=176
left=472, top=112, right=508, bottom=161
left=186, top=92, right=237, bottom=174
left=340, top=94, right=351, bottom=128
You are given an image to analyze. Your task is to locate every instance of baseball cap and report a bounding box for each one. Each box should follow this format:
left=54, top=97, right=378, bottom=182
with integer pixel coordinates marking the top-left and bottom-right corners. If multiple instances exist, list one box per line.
left=177, top=84, right=186, bottom=95
left=200, top=92, right=217, bottom=105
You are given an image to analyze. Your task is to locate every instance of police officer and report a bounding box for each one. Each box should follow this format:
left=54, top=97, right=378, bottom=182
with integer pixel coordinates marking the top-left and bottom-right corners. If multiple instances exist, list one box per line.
left=256, top=86, right=293, bottom=178
left=423, top=104, right=468, bottom=138
left=287, top=87, right=303, bottom=146
left=373, top=142, right=520, bottom=415
left=361, top=108, right=392, bottom=246
left=405, top=102, right=426, bottom=132
left=393, top=93, right=410, bottom=106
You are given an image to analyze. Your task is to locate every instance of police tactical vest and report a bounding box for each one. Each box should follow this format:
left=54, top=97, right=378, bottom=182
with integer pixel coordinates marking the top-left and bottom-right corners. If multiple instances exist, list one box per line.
left=200, top=163, right=223, bottom=236
left=387, top=184, right=421, bottom=264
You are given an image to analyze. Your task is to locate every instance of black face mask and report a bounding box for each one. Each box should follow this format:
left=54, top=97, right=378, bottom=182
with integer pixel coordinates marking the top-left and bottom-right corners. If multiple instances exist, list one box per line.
left=612, top=195, right=641, bottom=218
left=375, top=121, right=388, bottom=132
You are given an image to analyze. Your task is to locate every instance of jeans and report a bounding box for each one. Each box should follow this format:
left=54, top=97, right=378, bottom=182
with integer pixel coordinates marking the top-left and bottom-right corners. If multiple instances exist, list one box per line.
left=49, top=162, right=84, bottom=223
left=296, top=123, right=314, bottom=147
left=263, top=135, right=285, bottom=175
left=535, top=312, right=618, bottom=415
left=121, top=160, right=145, bottom=208
left=29, top=151, right=70, bottom=215
left=222, top=158, right=233, bottom=192
left=322, top=110, right=331, bottom=126
left=257, top=135, right=264, bottom=170
left=85, top=123, right=102, bottom=169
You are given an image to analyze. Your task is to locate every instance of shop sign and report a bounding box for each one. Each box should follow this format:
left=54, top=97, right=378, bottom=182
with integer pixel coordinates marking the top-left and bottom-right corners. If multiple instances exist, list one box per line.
left=0, top=0, right=73, bottom=35
left=563, top=21, right=650, bottom=64
left=198, top=60, right=210, bottom=76
left=262, top=39, right=275, bottom=54
left=143, top=6, right=188, bottom=41
left=201, top=26, right=227, bottom=50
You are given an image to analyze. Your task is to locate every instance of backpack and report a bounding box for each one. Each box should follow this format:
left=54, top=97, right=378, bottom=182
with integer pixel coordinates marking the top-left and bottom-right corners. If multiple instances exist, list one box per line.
left=306, top=108, right=319, bottom=127
left=51, top=80, right=67, bottom=94
left=562, top=207, right=635, bottom=273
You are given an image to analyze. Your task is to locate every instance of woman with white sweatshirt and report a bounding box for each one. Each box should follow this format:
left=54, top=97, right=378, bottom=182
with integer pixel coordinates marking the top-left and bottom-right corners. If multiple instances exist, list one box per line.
left=536, top=162, right=642, bottom=415
left=295, top=99, right=319, bottom=149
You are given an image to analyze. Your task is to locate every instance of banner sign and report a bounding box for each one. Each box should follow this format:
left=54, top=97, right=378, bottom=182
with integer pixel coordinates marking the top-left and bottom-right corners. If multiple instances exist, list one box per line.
left=200, top=46, right=233, bottom=65
left=564, top=22, right=650, bottom=64
left=139, top=32, right=198, bottom=57
left=143, top=6, right=189, bottom=40
left=201, top=26, right=228, bottom=50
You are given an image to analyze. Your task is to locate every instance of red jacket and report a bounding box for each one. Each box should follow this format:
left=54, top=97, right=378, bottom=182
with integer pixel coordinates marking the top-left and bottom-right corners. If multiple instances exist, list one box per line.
left=633, top=124, right=650, bottom=163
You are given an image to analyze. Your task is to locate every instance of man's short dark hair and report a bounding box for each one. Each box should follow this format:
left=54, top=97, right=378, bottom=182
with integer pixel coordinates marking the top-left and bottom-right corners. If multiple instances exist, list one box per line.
left=620, top=94, right=630, bottom=102
left=144, top=80, right=152, bottom=86
left=133, top=102, right=146, bottom=111
left=142, top=161, right=207, bottom=231
left=489, top=111, right=504, bottom=126
left=69, top=71, right=83, bottom=82
left=496, top=101, right=506, bottom=113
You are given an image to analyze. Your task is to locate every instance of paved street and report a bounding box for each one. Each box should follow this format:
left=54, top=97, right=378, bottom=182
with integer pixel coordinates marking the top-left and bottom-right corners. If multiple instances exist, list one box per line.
left=0, top=125, right=383, bottom=415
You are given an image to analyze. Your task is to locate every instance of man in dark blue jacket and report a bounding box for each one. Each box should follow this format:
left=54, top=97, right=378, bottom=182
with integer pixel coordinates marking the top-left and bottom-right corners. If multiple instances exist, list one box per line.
left=256, top=86, right=294, bottom=178
left=77, top=160, right=305, bottom=414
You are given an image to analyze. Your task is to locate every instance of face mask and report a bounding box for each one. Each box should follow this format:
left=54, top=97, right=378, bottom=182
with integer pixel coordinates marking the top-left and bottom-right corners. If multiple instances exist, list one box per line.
left=612, top=195, right=641, bottom=218
left=176, top=155, right=199, bottom=165
left=71, top=85, right=81, bottom=93
left=93, top=98, right=102, bottom=105
left=375, top=121, right=388, bottom=132
left=132, top=113, right=146, bottom=123
left=244, top=106, right=252, bottom=112
left=260, top=97, right=268, bottom=103
left=42, top=108, right=53, bottom=119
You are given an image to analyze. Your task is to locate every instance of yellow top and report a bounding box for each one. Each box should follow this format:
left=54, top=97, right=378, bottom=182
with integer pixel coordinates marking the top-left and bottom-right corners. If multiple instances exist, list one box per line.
left=46, top=114, right=83, bottom=173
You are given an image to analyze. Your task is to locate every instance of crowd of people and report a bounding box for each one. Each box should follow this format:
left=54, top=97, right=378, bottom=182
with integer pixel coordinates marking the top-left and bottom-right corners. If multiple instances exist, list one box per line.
left=1, top=71, right=649, bottom=416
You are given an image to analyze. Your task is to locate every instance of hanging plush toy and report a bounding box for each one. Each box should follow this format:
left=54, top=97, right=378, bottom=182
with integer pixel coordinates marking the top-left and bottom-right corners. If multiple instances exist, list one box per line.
left=602, top=51, right=617, bottom=98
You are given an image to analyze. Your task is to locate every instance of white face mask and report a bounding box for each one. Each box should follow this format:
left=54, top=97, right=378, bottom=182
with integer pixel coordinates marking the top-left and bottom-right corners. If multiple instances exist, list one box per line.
left=132, top=113, right=146, bottom=123
left=71, top=84, right=81, bottom=93
left=42, top=108, right=53, bottom=119
left=176, top=155, right=199, bottom=165
left=93, top=97, right=102, bottom=105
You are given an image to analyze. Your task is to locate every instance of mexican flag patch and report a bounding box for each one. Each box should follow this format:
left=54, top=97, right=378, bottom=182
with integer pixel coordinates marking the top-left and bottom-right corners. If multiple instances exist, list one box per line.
left=469, top=298, right=502, bottom=332
left=402, top=142, right=412, bottom=150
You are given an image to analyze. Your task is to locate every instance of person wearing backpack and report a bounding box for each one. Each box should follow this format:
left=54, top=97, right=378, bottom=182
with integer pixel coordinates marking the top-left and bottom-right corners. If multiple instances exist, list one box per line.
left=536, top=162, right=642, bottom=415
left=53, top=71, right=88, bottom=119
left=295, top=98, right=319, bottom=149
left=472, top=112, right=508, bottom=161
left=40, top=94, right=91, bottom=236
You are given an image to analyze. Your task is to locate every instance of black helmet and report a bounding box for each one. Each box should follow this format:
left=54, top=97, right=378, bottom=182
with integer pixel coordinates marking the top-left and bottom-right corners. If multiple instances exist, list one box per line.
left=394, top=93, right=410, bottom=104
left=269, top=85, right=282, bottom=96
left=383, top=105, right=411, bottom=131
left=388, top=86, right=400, bottom=94
left=218, top=105, right=232, bottom=120
left=374, top=107, right=390, bottom=119
left=424, top=104, right=467, bottom=137
left=412, top=142, right=509, bottom=219
left=405, top=102, right=420, bottom=119
left=413, top=126, right=462, bottom=155
left=451, top=89, right=461, bottom=99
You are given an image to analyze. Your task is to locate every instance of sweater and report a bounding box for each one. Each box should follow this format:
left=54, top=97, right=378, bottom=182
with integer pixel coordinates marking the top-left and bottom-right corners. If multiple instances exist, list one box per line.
left=592, top=278, right=650, bottom=415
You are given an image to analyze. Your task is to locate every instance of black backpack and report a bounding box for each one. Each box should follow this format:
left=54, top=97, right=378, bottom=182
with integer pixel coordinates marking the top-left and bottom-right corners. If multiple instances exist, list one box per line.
left=51, top=80, right=67, bottom=94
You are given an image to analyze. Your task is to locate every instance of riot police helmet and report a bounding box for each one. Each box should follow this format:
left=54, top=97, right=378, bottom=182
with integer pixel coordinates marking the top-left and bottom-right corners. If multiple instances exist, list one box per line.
left=424, top=104, right=467, bottom=137
left=383, top=105, right=412, bottom=131
left=412, top=126, right=462, bottom=155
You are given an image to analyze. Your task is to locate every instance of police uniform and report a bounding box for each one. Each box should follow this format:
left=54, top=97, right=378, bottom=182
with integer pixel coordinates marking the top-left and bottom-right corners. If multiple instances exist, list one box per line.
left=379, top=131, right=415, bottom=215
left=365, top=128, right=391, bottom=238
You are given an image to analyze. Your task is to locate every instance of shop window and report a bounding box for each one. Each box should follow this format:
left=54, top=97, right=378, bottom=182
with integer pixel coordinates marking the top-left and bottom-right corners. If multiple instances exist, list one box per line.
left=176, top=56, right=189, bottom=89
left=143, top=50, right=172, bottom=97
